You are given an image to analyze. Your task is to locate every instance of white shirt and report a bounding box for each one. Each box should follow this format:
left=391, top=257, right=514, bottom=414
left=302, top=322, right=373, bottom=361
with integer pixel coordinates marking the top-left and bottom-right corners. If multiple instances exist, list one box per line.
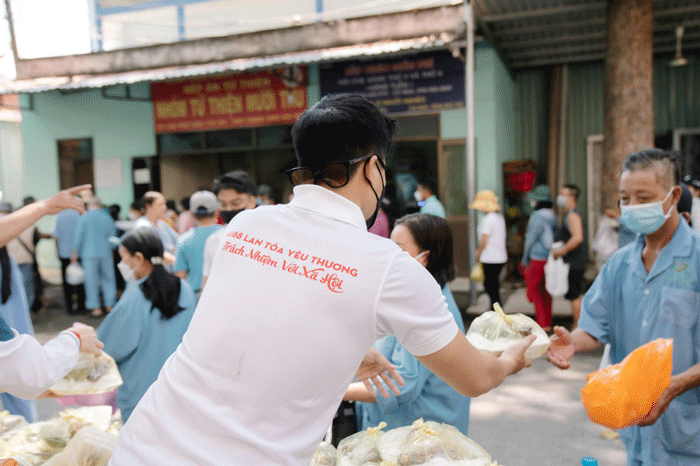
left=202, top=228, right=224, bottom=279
left=110, top=185, right=458, bottom=466
left=478, top=212, right=507, bottom=264
left=0, top=331, right=79, bottom=399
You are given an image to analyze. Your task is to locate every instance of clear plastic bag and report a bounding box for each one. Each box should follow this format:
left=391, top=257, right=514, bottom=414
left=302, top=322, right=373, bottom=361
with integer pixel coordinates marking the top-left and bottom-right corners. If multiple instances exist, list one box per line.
left=49, top=353, right=123, bottom=396
left=41, top=427, right=116, bottom=466
left=65, top=263, right=85, bottom=286
left=377, top=419, right=496, bottom=466
left=310, top=441, right=337, bottom=466
left=581, top=338, right=673, bottom=429
left=466, top=303, right=550, bottom=359
left=337, top=422, right=386, bottom=466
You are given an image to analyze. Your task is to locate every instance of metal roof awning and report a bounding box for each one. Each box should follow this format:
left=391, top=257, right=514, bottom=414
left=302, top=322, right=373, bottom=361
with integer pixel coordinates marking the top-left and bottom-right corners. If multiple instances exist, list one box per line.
left=474, top=0, right=700, bottom=70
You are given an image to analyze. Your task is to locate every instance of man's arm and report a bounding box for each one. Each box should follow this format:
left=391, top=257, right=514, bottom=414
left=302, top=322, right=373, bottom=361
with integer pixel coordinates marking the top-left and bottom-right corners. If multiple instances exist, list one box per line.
left=344, top=382, right=377, bottom=403
left=638, top=362, right=700, bottom=426
left=553, top=211, right=584, bottom=259
left=0, top=186, right=89, bottom=248
left=546, top=327, right=603, bottom=369
left=416, top=332, right=535, bottom=397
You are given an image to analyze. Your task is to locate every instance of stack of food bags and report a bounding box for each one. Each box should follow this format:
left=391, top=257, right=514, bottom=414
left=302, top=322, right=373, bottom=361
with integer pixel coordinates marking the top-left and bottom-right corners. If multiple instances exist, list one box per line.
left=49, top=353, right=122, bottom=396
left=313, top=419, right=499, bottom=465
left=0, top=406, right=120, bottom=466
left=466, top=303, right=550, bottom=359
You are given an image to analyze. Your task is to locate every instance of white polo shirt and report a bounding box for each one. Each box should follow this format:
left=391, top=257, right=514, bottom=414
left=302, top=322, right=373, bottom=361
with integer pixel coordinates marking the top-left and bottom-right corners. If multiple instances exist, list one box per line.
left=110, top=185, right=458, bottom=466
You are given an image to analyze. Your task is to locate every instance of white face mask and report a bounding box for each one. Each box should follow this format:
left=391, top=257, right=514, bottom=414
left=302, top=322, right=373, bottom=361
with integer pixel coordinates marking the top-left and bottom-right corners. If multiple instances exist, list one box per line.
left=414, top=191, right=423, bottom=202
left=117, top=261, right=137, bottom=283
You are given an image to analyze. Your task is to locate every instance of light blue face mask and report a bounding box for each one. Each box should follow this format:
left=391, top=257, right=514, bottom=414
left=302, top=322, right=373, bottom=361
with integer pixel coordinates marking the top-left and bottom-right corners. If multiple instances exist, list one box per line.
left=619, top=189, right=675, bottom=235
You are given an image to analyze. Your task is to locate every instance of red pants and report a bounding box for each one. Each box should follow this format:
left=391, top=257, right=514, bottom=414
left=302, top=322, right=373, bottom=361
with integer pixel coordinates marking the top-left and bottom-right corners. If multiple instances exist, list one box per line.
left=520, top=259, right=552, bottom=329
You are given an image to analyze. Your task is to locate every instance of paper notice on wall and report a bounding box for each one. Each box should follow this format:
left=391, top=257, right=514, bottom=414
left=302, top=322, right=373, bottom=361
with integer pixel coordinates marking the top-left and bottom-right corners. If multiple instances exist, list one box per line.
left=94, top=158, right=123, bottom=189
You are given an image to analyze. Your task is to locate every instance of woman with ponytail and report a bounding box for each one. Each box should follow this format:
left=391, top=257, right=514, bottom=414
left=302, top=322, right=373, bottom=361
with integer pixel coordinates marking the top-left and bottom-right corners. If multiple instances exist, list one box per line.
left=96, top=227, right=196, bottom=422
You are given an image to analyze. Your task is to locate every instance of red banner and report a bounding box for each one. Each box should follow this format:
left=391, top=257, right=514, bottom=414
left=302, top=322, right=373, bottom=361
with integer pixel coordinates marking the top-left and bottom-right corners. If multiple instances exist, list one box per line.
left=151, top=67, right=307, bottom=133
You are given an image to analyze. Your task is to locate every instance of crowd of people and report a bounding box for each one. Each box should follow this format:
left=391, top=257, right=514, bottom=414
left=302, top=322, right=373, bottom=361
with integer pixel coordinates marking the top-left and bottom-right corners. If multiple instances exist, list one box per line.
left=0, top=94, right=698, bottom=466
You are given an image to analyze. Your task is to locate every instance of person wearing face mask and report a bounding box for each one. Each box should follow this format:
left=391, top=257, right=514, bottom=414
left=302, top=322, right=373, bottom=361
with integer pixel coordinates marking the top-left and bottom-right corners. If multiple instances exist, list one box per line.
left=345, top=213, right=471, bottom=435
left=96, top=227, right=196, bottom=422
left=552, top=184, right=585, bottom=329
left=108, top=94, right=534, bottom=466
left=200, top=170, right=257, bottom=291
left=547, top=148, right=700, bottom=466
left=415, top=177, right=446, bottom=219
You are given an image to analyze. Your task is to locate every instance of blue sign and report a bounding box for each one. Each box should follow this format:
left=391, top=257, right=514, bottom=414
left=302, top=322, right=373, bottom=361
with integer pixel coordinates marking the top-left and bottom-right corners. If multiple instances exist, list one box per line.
left=320, top=51, right=465, bottom=114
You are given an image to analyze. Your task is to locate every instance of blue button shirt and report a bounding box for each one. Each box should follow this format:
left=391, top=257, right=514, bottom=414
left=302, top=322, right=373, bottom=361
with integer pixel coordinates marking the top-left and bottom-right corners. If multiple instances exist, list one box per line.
left=174, top=224, right=222, bottom=292
left=52, top=210, right=80, bottom=259
left=578, top=219, right=700, bottom=464
left=72, top=209, right=116, bottom=259
left=97, top=277, right=196, bottom=422
left=420, top=196, right=446, bottom=219
left=357, top=286, right=470, bottom=435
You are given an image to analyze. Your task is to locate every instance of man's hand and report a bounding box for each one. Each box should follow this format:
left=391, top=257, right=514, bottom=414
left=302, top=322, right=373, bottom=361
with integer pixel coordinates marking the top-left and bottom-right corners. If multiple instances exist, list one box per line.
left=552, top=248, right=565, bottom=260
left=40, top=185, right=91, bottom=215
left=70, top=325, right=104, bottom=356
left=546, top=326, right=575, bottom=369
left=499, top=334, right=536, bottom=376
left=356, top=348, right=405, bottom=399
left=637, top=376, right=682, bottom=426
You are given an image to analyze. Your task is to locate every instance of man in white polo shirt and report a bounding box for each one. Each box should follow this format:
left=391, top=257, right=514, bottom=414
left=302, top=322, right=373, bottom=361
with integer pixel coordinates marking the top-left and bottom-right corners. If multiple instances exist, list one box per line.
left=110, top=94, right=534, bottom=466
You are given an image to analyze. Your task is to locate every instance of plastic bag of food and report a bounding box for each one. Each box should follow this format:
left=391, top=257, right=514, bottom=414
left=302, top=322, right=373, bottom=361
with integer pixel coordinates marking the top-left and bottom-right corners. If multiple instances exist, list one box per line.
left=41, top=427, right=116, bottom=466
left=470, top=264, right=484, bottom=283
left=310, top=441, right=337, bottom=466
left=377, top=419, right=496, bottom=466
left=466, top=303, right=550, bottom=359
left=49, top=353, right=122, bottom=396
left=581, top=338, right=673, bottom=429
left=337, top=422, right=386, bottom=466
left=0, top=412, right=26, bottom=436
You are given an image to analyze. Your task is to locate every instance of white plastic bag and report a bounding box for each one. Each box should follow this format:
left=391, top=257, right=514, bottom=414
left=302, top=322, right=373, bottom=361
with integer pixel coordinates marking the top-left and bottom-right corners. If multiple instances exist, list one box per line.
left=466, top=303, right=551, bottom=359
left=65, top=263, right=85, bottom=286
left=544, top=241, right=569, bottom=297
left=49, top=353, right=122, bottom=396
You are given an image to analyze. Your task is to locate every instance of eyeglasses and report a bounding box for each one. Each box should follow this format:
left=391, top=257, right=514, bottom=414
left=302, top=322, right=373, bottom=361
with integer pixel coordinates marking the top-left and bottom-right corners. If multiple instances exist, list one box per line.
left=286, top=155, right=385, bottom=188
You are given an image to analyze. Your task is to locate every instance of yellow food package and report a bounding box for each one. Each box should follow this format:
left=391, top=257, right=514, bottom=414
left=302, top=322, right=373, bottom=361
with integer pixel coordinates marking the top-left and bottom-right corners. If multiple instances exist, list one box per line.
left=580, top=338, right=673, bottom=429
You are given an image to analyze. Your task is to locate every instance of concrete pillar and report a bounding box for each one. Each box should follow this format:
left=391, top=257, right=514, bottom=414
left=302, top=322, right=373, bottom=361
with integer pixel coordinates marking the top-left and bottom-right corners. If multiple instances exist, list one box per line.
left=602, top=0, right=654, bottom=209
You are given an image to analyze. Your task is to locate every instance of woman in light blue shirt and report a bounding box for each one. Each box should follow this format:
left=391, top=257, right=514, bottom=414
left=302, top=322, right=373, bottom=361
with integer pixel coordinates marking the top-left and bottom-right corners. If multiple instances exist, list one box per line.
left=345, top=213, right=470, bottom=435
left=97, top=227, right=195, bottom=422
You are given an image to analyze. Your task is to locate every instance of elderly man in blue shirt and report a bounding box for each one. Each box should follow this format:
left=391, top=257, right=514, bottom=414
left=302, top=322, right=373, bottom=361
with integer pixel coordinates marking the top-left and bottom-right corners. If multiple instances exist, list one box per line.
left=53, top=209, right=85, bottom=314
left=71, top=197, right=117, bottom=317
left=548, top=148, right=700, bottom=466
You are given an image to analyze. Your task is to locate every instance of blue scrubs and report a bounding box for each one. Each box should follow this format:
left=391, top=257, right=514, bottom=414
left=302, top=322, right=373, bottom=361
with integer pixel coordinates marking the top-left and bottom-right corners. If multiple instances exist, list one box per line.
left=357, top=286, right=470, bottom=435
left=96, top=277, right=196, bottom=422
left=420, top=195, right=446, bottom=219
left=0, top=257, right=37, bottom=422
left=173, top=225, right=222, bottom=294
left=73, top=209, right=117, bottom=310
left=578, top=219, right=700, bottom=465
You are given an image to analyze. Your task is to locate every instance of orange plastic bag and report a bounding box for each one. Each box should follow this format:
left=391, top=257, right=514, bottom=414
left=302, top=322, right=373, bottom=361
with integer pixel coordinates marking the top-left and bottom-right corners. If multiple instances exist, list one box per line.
left=580, top=338, right=673, bottom=430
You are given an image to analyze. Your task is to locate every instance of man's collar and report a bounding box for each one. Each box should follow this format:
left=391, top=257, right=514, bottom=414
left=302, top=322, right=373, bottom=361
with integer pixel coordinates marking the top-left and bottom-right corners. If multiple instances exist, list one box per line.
left=289, top=185, right=367, bottom=230
left=629, top=217, right=693, bottom=280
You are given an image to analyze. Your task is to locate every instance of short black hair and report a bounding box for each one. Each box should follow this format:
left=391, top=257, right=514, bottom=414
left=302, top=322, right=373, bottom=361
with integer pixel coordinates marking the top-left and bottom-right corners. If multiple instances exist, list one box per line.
left=180, top=197, right=190, bottom=211
left=109, top=204, right=120, bottom=221
left=213, top=170, right=256, bottom=196
left=562, top=184, right=580, bottom=200
left=418, top=177, right=439, bottom=197
left=622, top=148, right=679, bottom=188
left=291, top=94, right=397, bottom=177
left=166, top=199, right=178, bottom=213
left=394, top=213, right=455, bottom=289
left=130, top=200, right=144, bottom=214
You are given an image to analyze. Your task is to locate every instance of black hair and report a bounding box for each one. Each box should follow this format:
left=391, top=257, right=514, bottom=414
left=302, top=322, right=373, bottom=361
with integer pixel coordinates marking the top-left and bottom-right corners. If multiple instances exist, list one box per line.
left=120, top=227, right=184, bottom=320
left=109, top=204, right=120, bottom=221
left=291, top=94, right=397, bottom=178
left=166, top=199, right=178, bottom=214
left=180, top=197, right=190, bottom=211
left=562, top=184, right=580, bottom=200
left=22, top=196, right=35, bottom=206
left=418, top=177, right=439, bottom=198
left=536, top=200, right=553, bottom=209
left=130, top=200, right=144, bottom=214
left=622, top=148, right=679, bottom=188
left=394, top=213, right=455, bottom=289
left=194, top=212, right=216, bottom=221
left=213, top=170, right=256, bottom=196
left=0, top=247, right=11, bottom=304
left=678, top=184, right=693, bottom=214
